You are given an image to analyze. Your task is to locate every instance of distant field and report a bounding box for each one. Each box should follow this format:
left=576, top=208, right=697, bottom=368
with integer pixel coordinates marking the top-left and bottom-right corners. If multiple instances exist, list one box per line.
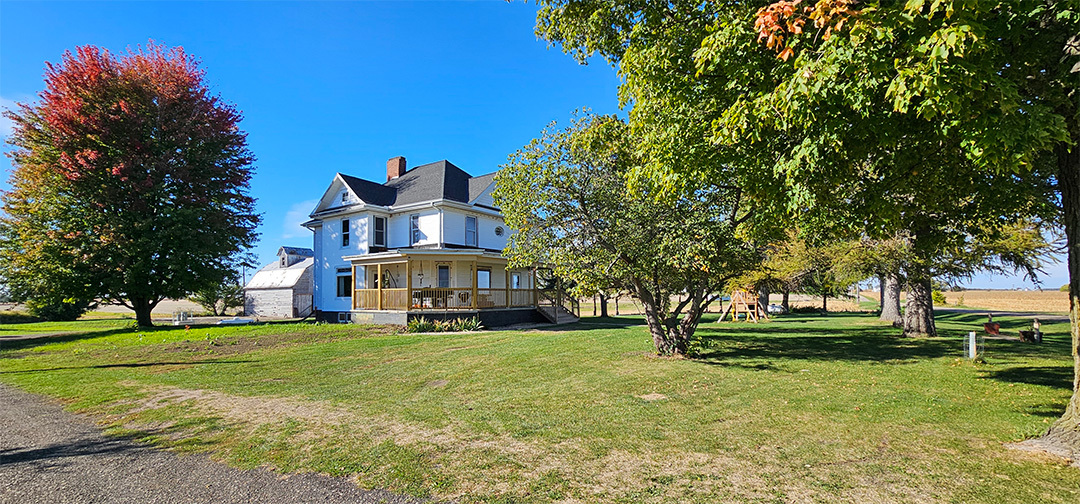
left=857, top=289, right=1070, bottom=314
left=940, top=289, right=1070, bottom=314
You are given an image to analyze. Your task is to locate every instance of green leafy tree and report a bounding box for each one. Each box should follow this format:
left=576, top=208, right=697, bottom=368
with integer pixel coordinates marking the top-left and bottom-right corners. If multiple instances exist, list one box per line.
left=1, top=43, right=260, bottom=327
left=189, top=281, right=244, bottom=316
left=494, top=114, right=756, bottom=355
left=535, top=0, right=1077, bottom=444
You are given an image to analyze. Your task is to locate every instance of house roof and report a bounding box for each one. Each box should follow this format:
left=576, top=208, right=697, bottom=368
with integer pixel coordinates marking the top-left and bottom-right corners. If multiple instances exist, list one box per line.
left=245, top=257, right=313, bottom=290
left=278, top=246, right=314, bottom=257
left=337, top=160, right=497, bottom=208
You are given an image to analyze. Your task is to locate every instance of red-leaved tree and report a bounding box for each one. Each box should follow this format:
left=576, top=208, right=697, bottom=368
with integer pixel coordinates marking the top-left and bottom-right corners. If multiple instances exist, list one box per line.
left=1, top=43, right=259, bottom=326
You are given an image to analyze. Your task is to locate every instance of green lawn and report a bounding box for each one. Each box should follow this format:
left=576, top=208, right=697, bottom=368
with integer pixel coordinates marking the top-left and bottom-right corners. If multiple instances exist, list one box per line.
left=1, top=312, right=1077, bottom=503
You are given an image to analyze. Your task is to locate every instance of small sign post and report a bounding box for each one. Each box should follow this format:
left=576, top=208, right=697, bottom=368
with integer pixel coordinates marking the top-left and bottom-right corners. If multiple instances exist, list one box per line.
left=967, top=331, right=978, bottom=359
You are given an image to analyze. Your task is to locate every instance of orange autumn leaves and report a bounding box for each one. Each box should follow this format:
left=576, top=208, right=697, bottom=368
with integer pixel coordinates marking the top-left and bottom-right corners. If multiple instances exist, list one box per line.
left=755, top=0, right=858, bottom=60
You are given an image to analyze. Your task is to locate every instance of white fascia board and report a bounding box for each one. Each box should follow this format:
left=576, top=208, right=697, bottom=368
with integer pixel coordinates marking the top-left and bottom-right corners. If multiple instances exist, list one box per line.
left=388, top=200, right=502, bottom=219
left=343, top=248, right=505, bottom=263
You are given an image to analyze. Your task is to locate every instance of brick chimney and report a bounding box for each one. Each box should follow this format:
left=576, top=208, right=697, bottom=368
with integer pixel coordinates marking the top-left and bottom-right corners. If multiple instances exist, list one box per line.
left=387, top=156, right=406, bottom=181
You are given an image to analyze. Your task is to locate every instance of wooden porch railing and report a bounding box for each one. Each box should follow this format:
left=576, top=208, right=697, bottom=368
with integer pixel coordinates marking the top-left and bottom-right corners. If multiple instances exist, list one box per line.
left=353, top=288, right=537, bottom=311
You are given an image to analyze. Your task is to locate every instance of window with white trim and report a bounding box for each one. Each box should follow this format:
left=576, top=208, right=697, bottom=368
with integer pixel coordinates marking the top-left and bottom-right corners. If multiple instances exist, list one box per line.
left=373, top=216, right=386, bottom=247
left=410, top=214, right=421, bottom=245
left=336, top=267, right=351, bottom=297
left=341, top=219, right=350, bottom=247
left=465, top=216, right=478, bottom=247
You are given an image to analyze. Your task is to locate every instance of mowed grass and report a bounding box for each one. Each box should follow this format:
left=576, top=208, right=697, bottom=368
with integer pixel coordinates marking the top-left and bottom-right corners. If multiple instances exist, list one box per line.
left=1, top=313, right=1078, bottom=503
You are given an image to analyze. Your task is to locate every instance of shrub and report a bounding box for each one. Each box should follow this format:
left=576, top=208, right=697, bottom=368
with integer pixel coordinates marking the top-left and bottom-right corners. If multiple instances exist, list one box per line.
left=1061, top=284, right=1070, bottom=292
left=406, top=317, right=437, bottom=333
left=453, top=317, right=484, bottom=331
left=405, top=316, right=484, bottom=333
left=25, top=296, right=94, bottom=321
left=0, top=311, right=43, bottom=324
left=931, top=289, right=947, bottom=305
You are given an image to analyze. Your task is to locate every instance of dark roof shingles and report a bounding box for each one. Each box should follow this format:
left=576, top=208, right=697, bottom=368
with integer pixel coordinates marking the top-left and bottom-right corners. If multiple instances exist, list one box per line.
left=341, top=160, right=496, bottom=207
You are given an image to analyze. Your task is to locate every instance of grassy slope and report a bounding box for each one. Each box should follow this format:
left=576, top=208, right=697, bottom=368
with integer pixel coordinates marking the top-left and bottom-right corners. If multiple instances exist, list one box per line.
left=1, top=313, right=1078, bottom=503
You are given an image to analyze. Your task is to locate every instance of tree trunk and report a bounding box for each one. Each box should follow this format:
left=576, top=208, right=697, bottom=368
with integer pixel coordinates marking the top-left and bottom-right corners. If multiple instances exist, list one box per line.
left=878, top=274, right=885, bottom=306
left=614, top=293, right=620, bottom=315
left=781, top=290, right=790, bottom=313
left=902, top=275, right=936, bottom=337
left=821, top=293, right=827, bottom=312
left=757, top=285, right=770, bottom=315
left=599, top=292, right=609, bottom=317
left=1044, top=135, right=1080, bottom=450
left=879, top=272, right=903, bottom=326
left=132, top=297, right=154, bottom=327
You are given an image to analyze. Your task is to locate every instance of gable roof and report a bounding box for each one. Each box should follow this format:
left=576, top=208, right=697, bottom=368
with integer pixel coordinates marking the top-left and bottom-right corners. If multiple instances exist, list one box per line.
left=278, top=246, right=314, bottom=257
left=245, top=257, right=313, bottom=290
left=335, top=160, right=497, bottom=208
left=467, top=172, right=497, bottom=203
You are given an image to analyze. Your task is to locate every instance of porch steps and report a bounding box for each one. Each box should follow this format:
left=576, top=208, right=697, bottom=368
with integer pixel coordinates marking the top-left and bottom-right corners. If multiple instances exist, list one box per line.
left=538, top=305, right=579, bottom=325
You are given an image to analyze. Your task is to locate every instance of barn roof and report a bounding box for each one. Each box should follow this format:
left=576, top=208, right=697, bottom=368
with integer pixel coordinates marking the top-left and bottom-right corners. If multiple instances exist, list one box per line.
left=245, top=257, right=313, bottom=290
left=278, top=246, right=314, bottom=257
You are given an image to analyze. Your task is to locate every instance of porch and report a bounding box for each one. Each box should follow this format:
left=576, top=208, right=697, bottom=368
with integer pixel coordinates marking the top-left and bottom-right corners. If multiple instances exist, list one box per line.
left=345, top=250, right=538, bottom=312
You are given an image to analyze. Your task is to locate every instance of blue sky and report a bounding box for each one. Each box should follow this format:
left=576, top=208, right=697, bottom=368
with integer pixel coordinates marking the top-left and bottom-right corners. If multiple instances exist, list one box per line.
left=0, top=1, right=1065, bottom=290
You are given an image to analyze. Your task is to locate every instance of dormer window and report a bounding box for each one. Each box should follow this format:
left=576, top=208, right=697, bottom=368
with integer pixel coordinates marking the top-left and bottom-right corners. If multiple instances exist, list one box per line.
left=340, top=191, right=348, bottom=204
left=465, top=216, right=478, bottom=247
left=280, top=256, right=287, bottom=267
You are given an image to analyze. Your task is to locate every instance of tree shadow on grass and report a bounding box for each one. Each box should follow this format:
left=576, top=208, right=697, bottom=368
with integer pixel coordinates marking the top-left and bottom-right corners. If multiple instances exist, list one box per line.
left=0, top=319, right=318, bottom=353
left=0, top=359, right=253, bottom=375
left=693, top=317, right=956, bottom=367
left=978, top=365, right=1074, bottom=391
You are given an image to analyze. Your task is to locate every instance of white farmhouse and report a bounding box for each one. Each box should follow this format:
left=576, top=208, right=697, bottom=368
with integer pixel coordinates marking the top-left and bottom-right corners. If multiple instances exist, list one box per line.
left=244, top=246, right=314, bottom=318
left=303, top=157, right=573, bottom=326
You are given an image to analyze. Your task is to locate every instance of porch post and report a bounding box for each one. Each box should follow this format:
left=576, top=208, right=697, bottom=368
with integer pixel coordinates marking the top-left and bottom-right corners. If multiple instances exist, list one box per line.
left=351, top=264, right=357, bottom=310
left=377, top=263, right=383, bottom=310
left=406, top=258, right=412, bottom=311
left=471, top=260, right=478, bottom=309
left=504, top=266, right=510, bottom=308
left=531, top=268, right=538, bottom=306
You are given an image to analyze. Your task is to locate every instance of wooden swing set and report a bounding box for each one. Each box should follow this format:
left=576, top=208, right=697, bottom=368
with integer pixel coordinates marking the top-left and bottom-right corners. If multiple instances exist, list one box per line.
left=720, top=289, right=769, bottom=322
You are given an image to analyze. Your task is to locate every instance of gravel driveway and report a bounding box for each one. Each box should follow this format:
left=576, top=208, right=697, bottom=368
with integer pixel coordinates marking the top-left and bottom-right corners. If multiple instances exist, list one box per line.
left=0, top=384, right=425, bottom=504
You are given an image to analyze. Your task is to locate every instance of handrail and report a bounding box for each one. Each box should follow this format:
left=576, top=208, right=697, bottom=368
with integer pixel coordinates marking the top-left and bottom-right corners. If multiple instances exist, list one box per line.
left=352, top=287, right=539, bottom=311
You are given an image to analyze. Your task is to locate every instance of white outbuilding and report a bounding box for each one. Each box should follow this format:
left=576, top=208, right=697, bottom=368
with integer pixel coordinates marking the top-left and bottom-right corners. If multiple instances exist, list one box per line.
left=244, top=246, right=314, bottom=318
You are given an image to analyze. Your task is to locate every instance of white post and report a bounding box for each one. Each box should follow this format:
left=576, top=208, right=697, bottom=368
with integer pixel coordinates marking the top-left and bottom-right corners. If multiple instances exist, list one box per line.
left=968, top=331, right=977, bottom=359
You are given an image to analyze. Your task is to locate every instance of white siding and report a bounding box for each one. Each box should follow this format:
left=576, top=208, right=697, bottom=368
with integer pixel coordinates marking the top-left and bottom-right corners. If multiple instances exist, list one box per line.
left=439, top=209, right=506, bottom=250
left=443, top=210, right=466, bottom=246
left=388, top=208, right=440, bottom=248
left=472, top=182, right=496, bottom=208
left=477, top=213, right=507, bottom=251
left=316, top=210, right=368, bottom=312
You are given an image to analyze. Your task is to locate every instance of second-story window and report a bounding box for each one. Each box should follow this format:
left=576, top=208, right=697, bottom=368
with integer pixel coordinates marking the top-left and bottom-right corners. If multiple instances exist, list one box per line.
left=465, top=216, right=477, bottom=247
left=410, top=214, right=420, bottom=245
left=341, top=219, right=350, bottom=247
left=373, top=216, right=386, bottom=247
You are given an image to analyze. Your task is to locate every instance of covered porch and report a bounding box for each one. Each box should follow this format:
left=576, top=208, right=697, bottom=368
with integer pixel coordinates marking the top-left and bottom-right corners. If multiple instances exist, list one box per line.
left=345, top=250, right=538, bottom=312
